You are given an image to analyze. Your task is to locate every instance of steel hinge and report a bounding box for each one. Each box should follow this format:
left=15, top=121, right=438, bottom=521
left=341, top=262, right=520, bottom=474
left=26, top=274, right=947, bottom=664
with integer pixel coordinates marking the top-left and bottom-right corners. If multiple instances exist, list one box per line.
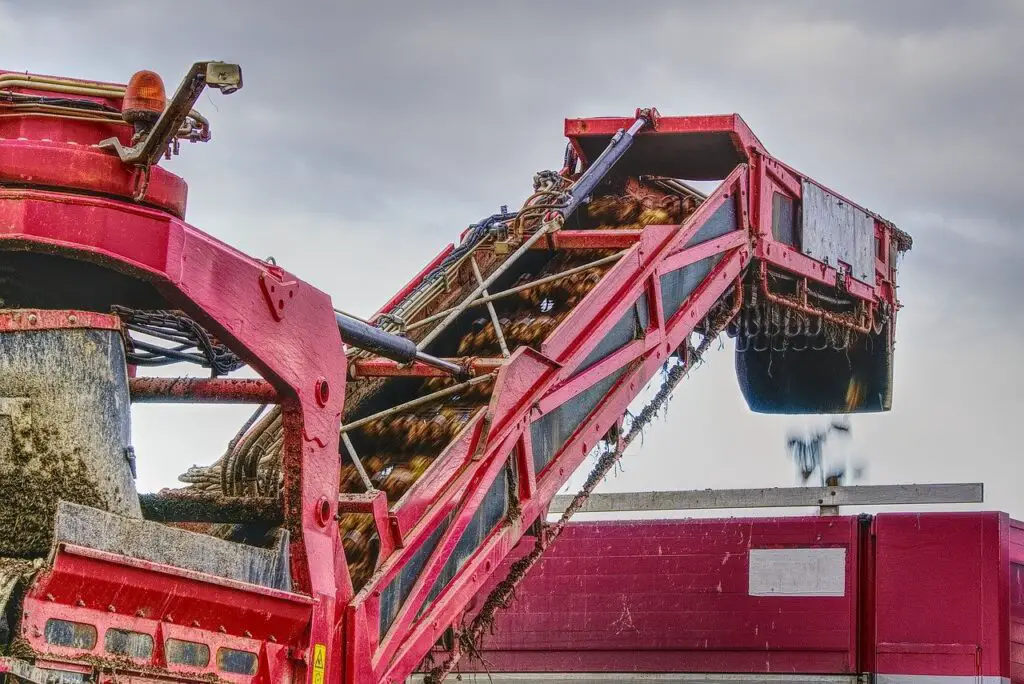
left=259, top=266, right=298, bottom=321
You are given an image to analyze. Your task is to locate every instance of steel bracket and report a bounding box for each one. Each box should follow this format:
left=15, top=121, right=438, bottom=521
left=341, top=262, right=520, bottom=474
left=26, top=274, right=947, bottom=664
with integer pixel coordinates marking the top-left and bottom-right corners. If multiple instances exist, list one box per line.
left=260, top=267, right=298, bottom=322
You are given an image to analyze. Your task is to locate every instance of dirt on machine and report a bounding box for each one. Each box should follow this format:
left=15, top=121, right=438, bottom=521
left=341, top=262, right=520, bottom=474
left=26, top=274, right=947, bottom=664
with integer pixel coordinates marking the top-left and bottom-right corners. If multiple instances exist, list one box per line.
left=0, top=60, right=909, bottom=683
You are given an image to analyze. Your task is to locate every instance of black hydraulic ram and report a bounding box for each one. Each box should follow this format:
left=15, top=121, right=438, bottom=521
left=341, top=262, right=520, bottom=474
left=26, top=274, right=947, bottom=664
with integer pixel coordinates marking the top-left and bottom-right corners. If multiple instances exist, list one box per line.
left=334, top=112, right=652, bottom=373
left=335, top=312, right=464, bottom=377
left=560, top=112, right=652, bottom=218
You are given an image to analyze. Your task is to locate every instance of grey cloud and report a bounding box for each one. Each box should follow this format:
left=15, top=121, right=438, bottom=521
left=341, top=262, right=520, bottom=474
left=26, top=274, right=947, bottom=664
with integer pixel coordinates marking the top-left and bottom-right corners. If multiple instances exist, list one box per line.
left=3, top=1, right=1023, bottom=515
left=11, top=1, right=1019, bottom=229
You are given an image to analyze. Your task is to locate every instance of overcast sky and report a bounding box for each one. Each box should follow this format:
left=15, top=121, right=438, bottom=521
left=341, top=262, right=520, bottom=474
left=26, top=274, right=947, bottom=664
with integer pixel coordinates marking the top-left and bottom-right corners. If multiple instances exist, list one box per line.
left=3, top=1, right=1022, bottom=518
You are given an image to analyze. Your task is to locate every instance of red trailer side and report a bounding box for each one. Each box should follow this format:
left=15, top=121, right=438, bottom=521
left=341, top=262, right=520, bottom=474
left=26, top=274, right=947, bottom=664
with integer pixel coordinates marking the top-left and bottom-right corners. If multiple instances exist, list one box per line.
left=431, top=512, right=1021, bottom=683
left=872, top=512, right=1011, bottom=682
left=1009, top=520, right=1024, bottom=682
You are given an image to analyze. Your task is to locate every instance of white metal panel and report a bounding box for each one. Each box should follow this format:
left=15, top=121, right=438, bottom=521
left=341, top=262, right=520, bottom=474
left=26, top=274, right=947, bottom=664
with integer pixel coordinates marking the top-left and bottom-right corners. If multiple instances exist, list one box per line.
left=801, top=180, right=875, bottom=283
left=748, top=547, right=846, bottom=597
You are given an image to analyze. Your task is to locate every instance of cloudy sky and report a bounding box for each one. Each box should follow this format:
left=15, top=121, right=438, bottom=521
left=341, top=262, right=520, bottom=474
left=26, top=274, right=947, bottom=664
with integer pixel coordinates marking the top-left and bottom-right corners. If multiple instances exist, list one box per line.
left=3, top=1, right=1022, bottom=518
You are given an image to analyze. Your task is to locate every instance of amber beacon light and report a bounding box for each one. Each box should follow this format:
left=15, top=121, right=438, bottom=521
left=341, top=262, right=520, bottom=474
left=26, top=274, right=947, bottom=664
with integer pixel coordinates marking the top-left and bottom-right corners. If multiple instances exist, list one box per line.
left=122, top=69, right=167, bottom=124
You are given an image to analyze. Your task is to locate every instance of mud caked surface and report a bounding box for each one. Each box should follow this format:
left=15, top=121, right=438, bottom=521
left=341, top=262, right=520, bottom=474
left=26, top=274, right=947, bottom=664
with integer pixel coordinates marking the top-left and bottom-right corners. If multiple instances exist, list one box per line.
left=0, top=328, right=139, bottom=557
left=0, top=424, right=107, bottom=556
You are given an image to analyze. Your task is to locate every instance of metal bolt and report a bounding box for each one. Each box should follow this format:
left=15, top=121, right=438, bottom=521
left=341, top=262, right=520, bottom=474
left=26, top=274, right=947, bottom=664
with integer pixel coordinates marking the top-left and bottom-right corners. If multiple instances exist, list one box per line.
left=315, top=377, right=330, bottom=407
left=315, top=496, right=331, bottom=527
left=27, top=314, right=37, bottom=326
left=68, top=314, right=77, bottom=325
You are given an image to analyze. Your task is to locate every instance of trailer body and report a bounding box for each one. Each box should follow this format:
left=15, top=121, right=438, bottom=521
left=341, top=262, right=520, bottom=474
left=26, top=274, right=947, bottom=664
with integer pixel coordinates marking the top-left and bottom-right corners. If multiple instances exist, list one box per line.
left=435, top=512, right=1024, bottom=683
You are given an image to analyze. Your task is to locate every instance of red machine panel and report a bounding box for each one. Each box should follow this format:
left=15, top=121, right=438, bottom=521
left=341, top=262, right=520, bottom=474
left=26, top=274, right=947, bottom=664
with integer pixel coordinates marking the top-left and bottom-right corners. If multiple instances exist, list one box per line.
left=873, top=513, right=1012, bottom=682
left=448, top=512, right=1022, bottom=683
left=1011, top=520, right=1024, bottom=682
left=466, top=517, right=861, bottom=675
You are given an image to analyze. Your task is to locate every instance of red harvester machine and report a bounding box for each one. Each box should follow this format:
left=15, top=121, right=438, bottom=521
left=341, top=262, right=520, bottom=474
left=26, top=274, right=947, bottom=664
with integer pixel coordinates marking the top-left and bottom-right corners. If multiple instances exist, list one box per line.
left=0, top=62, right=910, bottom=683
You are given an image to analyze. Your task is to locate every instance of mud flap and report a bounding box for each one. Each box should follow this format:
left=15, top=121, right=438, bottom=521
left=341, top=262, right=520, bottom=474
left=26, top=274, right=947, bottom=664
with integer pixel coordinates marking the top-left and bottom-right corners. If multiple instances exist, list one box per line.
left=52, top=501, right=292, bottom=590
left=0, top=558, right=43, bottom=648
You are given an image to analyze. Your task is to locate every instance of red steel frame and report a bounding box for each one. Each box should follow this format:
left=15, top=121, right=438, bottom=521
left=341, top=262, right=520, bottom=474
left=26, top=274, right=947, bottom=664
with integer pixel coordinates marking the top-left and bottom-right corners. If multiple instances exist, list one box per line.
left=0, top=183, right=348, bottom=682
left=0, top=101, right=901, bottom=684
left=341, top=116, right=901, bottom=682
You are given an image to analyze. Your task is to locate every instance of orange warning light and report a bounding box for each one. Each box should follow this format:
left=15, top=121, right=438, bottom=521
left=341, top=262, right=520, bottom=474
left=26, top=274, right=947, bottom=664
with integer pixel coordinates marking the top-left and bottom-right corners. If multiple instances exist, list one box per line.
left=122, top=70, right=166, bottom=124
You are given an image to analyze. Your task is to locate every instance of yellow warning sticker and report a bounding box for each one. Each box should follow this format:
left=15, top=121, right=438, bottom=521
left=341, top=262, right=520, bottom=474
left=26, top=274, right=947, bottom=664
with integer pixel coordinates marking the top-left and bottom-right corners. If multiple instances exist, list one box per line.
left=312, top=643, right=326, bottom=684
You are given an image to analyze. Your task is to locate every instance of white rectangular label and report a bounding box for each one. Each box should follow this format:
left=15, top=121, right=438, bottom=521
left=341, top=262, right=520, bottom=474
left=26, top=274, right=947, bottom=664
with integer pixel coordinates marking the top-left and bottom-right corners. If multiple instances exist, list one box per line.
left=748, top=547, right=846, bottom=597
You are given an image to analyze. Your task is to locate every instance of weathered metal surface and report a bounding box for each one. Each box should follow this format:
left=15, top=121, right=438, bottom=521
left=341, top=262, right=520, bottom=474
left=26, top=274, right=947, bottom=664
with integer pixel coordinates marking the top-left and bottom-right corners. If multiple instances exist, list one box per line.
left=128, top=377, right=279, bottom=404
left=54, top=500, right=291, bottom=590
left=443, top=514, right=1020, bottom=682
left=547, top=483, right=985, bottom=515
left=1, top=185, right=347, bottom=674
left=138, top=491, right=283, bottom=524
left=20, top=539, right=310, bottom=682
left=409, top=676, right=860, bottom=683
left=349, top=357, right=504, bottom=379
left=0, top=326, right=140, bottom=557
left=0, top=309, right=121, bottom=332
left=801, top=179, right=875, bottom=283
left=457, top=517, right=861, bottom=675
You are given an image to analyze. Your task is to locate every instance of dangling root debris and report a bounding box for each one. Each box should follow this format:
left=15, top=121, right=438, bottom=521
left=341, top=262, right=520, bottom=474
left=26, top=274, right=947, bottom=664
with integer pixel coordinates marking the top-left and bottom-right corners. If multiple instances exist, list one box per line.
left=422, top=314, right=732, bottom=684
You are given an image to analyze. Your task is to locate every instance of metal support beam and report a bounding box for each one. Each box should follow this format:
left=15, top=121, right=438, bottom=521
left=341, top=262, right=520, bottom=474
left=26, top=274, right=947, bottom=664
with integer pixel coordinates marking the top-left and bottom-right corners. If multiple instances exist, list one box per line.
left=528, top=229, right=644, bottom=251
left=404, top=251, right=624, bottom=333
left=470, top=257, right=510, bottom=358
left=341, top=432, right=375, bottom=492
left=340, top=373, right=495, bottom=434
left=129, top=377, right=279, bottom=404
left=548, top=483, right=984, bottom=516
left=348, top=357, right=504, bottom=379
left=415, top=223, right=554, bottom=351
